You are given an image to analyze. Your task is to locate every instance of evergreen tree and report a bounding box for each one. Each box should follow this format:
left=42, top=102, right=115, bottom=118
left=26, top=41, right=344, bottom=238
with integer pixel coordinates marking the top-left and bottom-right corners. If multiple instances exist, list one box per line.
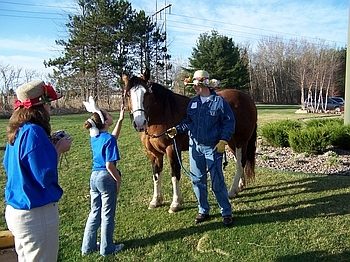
left=45, top=0, right=166, bottom=99
left=187, top=30, right=249, bottom=91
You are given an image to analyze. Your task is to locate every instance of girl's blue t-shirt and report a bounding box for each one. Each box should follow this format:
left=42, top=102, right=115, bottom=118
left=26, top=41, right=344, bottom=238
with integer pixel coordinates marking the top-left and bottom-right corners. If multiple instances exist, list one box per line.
left=3, top=123, right=62, bottom=210
left=90, top=132, right=120, bottom=171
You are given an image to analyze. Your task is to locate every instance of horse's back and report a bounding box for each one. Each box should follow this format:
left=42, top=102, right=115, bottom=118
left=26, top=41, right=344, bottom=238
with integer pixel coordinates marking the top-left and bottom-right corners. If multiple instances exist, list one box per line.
left=216, top=89, right=257, bottom=145
left=216, top=89, right=256, bottom=113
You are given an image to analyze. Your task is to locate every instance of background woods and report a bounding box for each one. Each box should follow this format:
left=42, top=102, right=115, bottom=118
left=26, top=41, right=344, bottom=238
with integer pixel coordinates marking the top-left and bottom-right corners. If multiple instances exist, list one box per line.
left=0, top=0, right=346, bottom=114
left=249, top=37, right=344, bottom=105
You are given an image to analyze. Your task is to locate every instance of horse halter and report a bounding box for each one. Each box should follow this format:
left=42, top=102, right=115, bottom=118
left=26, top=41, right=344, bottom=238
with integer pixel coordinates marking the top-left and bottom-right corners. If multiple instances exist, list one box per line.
left=125, top=82, right=163, bottom=136
left=125, top=84, right=151, bottom=123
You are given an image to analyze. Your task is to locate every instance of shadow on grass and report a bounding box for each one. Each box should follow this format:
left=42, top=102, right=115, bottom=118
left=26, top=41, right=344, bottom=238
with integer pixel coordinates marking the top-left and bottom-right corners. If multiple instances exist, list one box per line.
left=236, top=175, right=350, bottom=223
left=123, top=220, right=226, bottom=249
left=274, top=250, right=350, bottom=262
left=114, top=174, right=350, bottom=261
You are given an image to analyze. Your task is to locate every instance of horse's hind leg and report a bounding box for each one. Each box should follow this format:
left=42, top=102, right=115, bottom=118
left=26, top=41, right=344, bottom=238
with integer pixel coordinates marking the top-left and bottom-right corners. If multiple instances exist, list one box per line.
left=228, top=147, right=245, bottom=199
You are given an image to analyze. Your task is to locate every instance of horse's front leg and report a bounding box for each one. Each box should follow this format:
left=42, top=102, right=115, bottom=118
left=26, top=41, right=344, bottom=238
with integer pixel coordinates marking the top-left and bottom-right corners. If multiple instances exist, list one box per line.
left=167, top=147, right=183, bottom=213
left=148, top=153, right=164, bottom=209
left=228, top=147, right=245, bottom=199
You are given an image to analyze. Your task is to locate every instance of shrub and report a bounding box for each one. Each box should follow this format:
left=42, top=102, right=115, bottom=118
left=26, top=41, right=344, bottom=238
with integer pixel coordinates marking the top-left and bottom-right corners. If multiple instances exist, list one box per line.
left=260, top=118, right=350, bottom=154
left=305, top=118, right=350, bottom=150
left=304, top=118, right=343, bottom=128
left=260, top=120, right=301, bottom=147
left=289, top=127, right=332, bottom=154
left=330, top=124, right=350, bottom=150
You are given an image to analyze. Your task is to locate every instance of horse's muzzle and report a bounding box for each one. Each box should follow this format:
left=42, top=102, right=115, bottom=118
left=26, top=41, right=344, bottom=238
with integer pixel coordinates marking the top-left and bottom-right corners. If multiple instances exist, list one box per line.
left=133, top=119, right=147, bottom=132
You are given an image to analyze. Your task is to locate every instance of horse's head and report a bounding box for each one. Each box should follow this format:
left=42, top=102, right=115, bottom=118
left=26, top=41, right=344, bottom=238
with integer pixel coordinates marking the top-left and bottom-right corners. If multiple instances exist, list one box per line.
left=122, top=69, right=151, bottom=132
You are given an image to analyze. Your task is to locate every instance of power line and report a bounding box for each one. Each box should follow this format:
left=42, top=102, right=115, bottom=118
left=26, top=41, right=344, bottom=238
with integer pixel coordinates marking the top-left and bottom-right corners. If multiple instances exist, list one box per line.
left=0, top=0, right=72, bottom=9
left=167, top=19, right=263, bottom=41
left=0, top=0, right=345, bottom=51
left=0, top=13, right=65, bottom=20
left=0, top=7, right=62, bottom=16
left=0, top=0, right=74, bottom=20
left=0, top=1, right=345, bottom=46
left=0, top=8, right=62, bottom=17
left=167, top=21, right=343, bottom=48
left=165, top=13, right=346, bottom=46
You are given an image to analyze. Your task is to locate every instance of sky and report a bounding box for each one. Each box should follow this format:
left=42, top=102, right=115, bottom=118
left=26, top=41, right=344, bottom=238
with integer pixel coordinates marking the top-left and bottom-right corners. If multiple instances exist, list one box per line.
left=0, top=0, right=348, bottom=75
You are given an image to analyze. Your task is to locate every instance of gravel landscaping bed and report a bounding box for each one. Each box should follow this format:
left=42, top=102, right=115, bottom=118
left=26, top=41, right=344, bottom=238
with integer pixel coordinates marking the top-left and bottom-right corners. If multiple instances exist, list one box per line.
left=255, top=137, right=350, bottom=175
left=227, top=137, right=350, bottom=175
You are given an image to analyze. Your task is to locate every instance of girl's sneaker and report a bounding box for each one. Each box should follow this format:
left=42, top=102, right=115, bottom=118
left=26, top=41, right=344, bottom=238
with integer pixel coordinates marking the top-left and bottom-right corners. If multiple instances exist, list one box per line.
left=113, top=243, right=124, bottom=254
left=82, top=242, right=100, bottom=256
left=101, top=243, right=124, bottom=256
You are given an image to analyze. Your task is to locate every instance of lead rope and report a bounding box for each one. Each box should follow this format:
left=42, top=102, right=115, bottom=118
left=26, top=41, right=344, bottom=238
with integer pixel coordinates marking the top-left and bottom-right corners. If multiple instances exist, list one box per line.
left=172, top=137, right=228, bottom=179
left=145, top=129, right=168, bottom=138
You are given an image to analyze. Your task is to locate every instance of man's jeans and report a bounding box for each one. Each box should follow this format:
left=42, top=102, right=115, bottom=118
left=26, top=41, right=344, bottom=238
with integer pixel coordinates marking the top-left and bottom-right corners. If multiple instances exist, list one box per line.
left=189, top=139, right=232, bottom=217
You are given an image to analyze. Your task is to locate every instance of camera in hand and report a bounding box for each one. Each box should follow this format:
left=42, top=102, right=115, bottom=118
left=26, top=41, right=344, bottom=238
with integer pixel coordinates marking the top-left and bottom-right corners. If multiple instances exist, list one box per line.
left=51, top=130, right=69, bottom=145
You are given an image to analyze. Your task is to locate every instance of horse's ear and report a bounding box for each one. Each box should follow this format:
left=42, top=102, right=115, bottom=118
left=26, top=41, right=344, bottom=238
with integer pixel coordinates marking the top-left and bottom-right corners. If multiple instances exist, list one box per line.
left=142, top=68, right=150, bottom=82
left=122, top=74, right=129, bottom=86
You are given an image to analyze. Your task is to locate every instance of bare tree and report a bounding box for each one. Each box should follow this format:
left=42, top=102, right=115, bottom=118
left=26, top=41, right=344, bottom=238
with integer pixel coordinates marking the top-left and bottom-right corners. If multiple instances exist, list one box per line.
left=168, top=56, right=189, bottom=95
left=0, top=63, right=22, bottom=105
left=250, top=36, right=343, bottom=107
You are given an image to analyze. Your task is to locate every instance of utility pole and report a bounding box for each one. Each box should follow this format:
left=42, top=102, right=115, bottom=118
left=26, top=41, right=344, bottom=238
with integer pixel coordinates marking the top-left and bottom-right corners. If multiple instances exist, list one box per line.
left=345, top=6, right=350, bottom=124
left=152, top=1, right=172, bottom=86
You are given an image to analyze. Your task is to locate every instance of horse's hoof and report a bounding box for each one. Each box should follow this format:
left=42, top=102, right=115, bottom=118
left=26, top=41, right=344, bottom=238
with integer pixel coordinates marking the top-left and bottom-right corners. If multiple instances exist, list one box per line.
left=228, top=191, right=238, bottom=199
left=148, top=197, right=163, bottom=209
left=148, top=202, right=162, bottom=209
left=228, top=194, right=236, bottom=199
left=148, top=205, right=155, bottom=209
left=168, top=206, right=183, bottom=213
left=148, top=203, right=162, bottom=209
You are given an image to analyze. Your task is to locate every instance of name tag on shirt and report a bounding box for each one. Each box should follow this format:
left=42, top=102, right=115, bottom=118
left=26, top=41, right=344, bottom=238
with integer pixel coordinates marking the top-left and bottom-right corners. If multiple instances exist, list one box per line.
left=191, top=102, right=197, bottom=109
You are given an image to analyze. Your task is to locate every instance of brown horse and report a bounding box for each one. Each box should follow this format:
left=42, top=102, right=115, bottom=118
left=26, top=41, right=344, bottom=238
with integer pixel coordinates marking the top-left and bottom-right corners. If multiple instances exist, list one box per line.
left=122, top=69, right=257, bottom=213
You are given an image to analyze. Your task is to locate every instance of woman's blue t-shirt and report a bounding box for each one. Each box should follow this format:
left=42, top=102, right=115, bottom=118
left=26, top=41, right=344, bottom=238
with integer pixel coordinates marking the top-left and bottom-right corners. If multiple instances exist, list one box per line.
left=3, top=123, right=62, bottom=210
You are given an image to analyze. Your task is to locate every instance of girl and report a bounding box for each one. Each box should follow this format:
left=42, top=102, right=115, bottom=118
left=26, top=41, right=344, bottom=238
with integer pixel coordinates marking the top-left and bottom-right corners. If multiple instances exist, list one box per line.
left=81, top=97, right=125, bottom=256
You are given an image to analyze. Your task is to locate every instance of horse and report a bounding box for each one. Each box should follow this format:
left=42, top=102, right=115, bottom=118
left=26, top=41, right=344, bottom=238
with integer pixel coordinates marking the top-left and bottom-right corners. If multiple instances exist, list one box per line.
left=122, top=69, right=257, bottom=213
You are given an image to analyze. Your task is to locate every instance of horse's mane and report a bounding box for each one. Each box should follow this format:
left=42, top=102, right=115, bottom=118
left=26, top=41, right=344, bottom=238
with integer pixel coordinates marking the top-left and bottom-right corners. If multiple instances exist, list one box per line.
left=150, top=83, right=176, bottom=109
left=127, top=75, right=188, bottom=117
left=125, top=76, right=142, bottom=92
left=150, top=82, right=183, bottom=117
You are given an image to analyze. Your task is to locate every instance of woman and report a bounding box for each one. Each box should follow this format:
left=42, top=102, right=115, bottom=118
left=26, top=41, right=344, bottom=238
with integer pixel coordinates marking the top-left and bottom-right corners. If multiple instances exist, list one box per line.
left=3, top=80, right=72, bottom=261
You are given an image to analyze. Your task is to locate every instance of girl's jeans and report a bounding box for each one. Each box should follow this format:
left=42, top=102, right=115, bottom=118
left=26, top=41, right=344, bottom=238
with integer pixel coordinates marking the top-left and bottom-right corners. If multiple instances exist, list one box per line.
left=81, top=170, right=117, bottom=256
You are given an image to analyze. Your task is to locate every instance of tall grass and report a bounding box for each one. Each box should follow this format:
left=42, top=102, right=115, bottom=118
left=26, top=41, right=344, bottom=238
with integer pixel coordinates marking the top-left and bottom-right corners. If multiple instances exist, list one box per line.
left=0, top=108, right=349, bottom=262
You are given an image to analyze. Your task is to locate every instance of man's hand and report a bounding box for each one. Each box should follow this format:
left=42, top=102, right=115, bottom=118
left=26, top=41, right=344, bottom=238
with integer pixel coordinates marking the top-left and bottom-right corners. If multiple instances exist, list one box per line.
left=166, top=127, right=177, bottom=139
left=213, top=140, right=227, bottom=153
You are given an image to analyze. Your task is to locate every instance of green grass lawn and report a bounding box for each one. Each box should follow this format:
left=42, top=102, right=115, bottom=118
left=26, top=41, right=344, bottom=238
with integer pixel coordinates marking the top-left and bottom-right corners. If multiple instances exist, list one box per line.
left=0, top=108, right=349, bottom=262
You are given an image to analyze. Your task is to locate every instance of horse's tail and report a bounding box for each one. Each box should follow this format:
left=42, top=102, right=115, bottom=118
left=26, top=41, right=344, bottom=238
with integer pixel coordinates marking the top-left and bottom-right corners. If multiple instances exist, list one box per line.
left=245, top=124, right=257, bottom=183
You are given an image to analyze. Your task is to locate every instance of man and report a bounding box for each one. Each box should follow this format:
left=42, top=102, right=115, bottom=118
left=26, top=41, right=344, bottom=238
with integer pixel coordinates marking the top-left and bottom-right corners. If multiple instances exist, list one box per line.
left=167, top=70, right=235, bottom=227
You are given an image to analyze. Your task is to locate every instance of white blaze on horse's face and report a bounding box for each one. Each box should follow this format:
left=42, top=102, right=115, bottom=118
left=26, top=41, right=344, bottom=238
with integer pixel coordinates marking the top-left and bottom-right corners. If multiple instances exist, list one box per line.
left=130, top=84, right=148, bottom=132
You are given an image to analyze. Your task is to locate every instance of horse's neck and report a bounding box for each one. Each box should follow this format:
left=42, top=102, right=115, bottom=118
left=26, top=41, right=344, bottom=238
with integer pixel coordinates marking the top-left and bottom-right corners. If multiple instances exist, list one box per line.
left=148, top=93, right=189, bottom=127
